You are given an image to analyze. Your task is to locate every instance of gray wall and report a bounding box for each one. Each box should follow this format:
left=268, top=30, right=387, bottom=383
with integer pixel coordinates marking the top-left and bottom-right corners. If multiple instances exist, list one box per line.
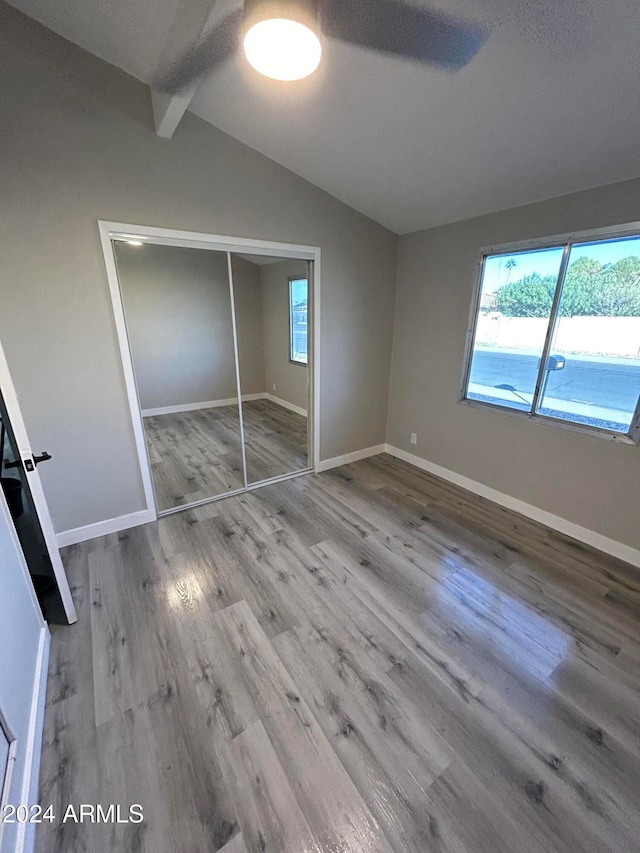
left=116, top=243, right=239, bottom=410
left=260, top=259, right=309, bottom=412
left=231, top=256, right=267, bottom=398
left=388, top=177, right=640, bottom=551
left=0, top=4, right=397, bottom=534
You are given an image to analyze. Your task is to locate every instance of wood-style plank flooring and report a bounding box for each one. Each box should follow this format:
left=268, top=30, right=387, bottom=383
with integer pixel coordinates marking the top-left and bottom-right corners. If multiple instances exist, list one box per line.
left=144, top=399, right=308, bottom=511
left=37, top=454, right=640, bottom=852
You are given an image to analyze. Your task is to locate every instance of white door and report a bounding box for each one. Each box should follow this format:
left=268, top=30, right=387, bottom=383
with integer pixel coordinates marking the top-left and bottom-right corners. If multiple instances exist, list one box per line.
left=0, top=340, right=76, bottom=624
left=0, top=487, right=49, bottom=853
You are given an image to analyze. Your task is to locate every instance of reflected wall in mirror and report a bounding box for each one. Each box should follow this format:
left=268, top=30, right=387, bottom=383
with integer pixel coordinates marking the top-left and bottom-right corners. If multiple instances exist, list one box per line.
left=233, top=254, right=310, bottom=484
left=114, top=242, right=244, bottom=511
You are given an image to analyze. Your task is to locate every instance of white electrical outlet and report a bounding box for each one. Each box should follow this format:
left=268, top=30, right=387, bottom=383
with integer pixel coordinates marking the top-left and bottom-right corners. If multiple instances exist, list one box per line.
left=410, top=432, right=417, bottom=445
left=272, top=383, right=276, bottom=391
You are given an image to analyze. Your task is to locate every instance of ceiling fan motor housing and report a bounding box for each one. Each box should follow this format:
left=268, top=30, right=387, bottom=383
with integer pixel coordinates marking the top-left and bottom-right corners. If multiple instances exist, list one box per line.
left=243, top=0, right=320, bottom=37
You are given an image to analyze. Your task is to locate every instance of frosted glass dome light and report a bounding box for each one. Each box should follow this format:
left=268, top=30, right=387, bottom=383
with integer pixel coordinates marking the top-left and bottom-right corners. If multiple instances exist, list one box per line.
left=244, top=17, right=321, bottom=81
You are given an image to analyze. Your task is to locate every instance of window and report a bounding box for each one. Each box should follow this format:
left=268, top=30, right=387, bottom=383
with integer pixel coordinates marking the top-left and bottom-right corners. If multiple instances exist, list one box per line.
left=463, top=225, right=640, bottom=441
left=289, top=277, right=308, bottom=365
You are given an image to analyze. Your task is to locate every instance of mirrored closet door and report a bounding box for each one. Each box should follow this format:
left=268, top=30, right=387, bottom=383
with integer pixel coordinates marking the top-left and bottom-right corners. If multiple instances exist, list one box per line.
left=111, top=236, right=312, bottom=515
left=232, top=253, right=310, bottom=485
left=114, top=241, right=244, bottom=512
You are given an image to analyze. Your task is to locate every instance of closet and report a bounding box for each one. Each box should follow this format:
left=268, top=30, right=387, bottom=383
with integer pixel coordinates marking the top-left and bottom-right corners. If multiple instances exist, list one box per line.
left=109, top=233, right=314, bottom=514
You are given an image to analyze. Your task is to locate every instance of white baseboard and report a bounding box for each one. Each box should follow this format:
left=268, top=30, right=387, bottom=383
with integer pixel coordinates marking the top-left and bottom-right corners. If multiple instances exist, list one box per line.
left=384, top=444, right=640, bottom=569
left=317, top=444, right=386, bottom=473
left=17, top=626, right=50, bottom=853
left=56, top=509, right=156, bottom=548
left=142, top=393, right=265, bottom=417
left=142, top=393, right=308, bottom=419
left=264, top=393, right=307, bottom=418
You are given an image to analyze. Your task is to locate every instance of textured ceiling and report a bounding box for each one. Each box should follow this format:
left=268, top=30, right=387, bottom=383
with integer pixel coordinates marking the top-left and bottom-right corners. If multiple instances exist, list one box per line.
left=9, top=0, right=640, bottom=233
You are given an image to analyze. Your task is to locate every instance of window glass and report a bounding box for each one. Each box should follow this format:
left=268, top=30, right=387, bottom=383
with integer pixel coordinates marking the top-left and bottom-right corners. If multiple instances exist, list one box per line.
left=290, top=278, right=308, bottom=364
left=466, top=248, right=564, bottom=411
left=536, top=237, right=640, bottom=432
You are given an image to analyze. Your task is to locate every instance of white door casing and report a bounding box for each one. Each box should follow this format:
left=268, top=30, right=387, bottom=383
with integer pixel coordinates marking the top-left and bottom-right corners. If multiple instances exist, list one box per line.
left=0, top=485, right=50, bottom=853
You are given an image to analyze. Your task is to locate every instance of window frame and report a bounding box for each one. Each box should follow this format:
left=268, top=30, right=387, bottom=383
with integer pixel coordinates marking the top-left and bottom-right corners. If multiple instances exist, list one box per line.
left=460, top=221, right=640, bottom=444
left=288, top=275, right=308, bottom=366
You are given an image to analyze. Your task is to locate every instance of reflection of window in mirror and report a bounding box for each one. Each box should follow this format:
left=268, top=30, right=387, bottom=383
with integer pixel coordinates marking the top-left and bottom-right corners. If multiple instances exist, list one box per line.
left=289, top=277, right=308, bottom=365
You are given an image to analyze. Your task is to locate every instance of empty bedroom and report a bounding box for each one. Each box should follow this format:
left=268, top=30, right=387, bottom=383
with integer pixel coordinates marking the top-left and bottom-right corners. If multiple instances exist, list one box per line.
left=0, top=1, right=639, bottom=852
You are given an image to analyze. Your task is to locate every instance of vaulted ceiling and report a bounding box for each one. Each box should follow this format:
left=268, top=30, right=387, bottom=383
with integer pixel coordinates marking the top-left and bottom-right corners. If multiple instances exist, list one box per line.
left=8, top=0, right=640, bottom=233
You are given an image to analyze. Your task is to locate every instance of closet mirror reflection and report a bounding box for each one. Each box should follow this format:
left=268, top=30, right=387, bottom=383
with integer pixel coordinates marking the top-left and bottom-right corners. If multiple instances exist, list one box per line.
left=114, top=242, right=244, bottom=511
left=232, top=254, right=309, bottom=484
left=112, top=238, right=311, bottom=514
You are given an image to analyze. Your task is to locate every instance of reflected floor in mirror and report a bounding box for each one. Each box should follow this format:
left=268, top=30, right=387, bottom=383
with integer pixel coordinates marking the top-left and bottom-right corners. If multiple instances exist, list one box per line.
left=243, top=398, right=308, bottom=484
left=144, top=398, right=308, bottom=511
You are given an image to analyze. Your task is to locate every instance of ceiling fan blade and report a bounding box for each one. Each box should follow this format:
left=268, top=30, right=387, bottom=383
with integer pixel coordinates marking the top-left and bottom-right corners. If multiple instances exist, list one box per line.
left=319, top=0, right=487, bottom=69
left=154, top=8, right=243, bottom=94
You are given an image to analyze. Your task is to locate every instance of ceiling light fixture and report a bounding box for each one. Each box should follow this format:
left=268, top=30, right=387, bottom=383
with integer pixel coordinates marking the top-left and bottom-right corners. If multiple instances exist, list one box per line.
left=243, top=0, right=321, bottom=81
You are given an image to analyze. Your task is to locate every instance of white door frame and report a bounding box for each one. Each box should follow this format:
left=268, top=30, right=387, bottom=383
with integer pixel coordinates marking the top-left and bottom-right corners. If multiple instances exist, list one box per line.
left=98, top=221, right=321, bottom=519
left=0, top=340, right=77, bottom=624
left=0, top=485, right=50, bottom=853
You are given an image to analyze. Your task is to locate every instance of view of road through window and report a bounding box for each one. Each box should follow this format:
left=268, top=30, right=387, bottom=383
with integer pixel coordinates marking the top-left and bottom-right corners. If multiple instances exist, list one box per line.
left=467, top=236, right=640, bottom=432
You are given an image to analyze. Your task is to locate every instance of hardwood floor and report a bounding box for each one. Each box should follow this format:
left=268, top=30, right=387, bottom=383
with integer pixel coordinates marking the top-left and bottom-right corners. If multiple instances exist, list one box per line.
left=143, top=399, right=308, bottom=511
left=36, top=454, right=640, bottom=852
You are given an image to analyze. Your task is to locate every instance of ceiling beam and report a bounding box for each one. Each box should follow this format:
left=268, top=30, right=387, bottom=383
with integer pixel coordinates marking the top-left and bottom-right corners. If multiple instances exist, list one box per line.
left=151, top=81, right=203, bottom=139
left=150, top=0, right=238, bottom=139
